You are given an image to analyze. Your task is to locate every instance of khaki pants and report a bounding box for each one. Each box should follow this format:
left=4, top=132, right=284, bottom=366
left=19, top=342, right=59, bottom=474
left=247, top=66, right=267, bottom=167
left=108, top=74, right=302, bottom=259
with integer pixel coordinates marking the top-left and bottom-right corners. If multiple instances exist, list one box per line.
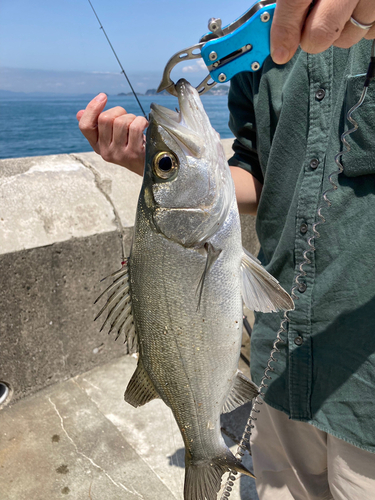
left=250, top=401, right=375, bottom=500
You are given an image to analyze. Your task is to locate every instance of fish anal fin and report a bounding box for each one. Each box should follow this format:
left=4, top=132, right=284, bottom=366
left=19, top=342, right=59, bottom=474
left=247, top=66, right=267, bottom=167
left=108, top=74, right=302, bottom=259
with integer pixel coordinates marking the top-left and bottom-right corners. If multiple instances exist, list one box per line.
left=222, top=370, right=259, bottom=414
left=240, top=248, right=294, bottom=313
left=184, top=451, right=255, bottom=500
left=124, top=359, right=160, bottom=408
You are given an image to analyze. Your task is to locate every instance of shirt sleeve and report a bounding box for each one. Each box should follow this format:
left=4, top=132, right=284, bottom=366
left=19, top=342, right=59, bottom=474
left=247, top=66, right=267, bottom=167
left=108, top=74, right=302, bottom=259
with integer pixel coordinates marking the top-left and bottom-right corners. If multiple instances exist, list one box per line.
left=228, top=73, right=263, bottom=184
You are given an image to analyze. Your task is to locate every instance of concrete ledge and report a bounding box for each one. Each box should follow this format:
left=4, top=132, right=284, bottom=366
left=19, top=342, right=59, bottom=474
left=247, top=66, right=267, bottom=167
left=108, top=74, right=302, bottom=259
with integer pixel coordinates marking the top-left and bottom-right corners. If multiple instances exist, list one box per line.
left=0, top=153, right=143, bottom=254
left=0, top=140, right=259, bottom=405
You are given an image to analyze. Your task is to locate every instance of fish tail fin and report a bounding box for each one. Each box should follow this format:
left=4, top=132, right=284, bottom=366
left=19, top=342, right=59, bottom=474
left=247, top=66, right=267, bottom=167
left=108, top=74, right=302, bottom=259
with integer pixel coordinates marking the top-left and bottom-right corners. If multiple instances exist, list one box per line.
left=184, top=452, right=254, bottom=500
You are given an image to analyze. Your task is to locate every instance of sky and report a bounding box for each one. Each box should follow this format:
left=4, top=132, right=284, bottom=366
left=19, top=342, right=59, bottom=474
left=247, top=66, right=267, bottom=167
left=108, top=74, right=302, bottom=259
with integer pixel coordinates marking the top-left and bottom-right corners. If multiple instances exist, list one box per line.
left=0, top=0, right=253, bottom=94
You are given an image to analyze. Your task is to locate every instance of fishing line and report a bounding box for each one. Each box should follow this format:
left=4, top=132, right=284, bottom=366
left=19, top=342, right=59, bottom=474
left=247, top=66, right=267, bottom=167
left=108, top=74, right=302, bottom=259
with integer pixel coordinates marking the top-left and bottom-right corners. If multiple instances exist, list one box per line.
left=87, top=0, right=147, bottom=119
left=220, top=39, right=375, bottom=500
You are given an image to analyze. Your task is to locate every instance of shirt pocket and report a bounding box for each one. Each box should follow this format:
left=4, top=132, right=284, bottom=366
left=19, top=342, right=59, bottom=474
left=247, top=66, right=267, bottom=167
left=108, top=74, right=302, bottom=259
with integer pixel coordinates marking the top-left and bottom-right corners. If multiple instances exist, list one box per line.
left=342, top=74, right=375, bottom=177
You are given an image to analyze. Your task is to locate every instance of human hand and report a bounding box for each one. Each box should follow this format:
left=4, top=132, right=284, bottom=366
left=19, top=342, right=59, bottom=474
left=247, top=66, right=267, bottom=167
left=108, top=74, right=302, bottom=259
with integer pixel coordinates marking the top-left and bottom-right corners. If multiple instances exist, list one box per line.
left=76, top=93, right=148, bottom=176
left=271, top=0, right=375, bottom=65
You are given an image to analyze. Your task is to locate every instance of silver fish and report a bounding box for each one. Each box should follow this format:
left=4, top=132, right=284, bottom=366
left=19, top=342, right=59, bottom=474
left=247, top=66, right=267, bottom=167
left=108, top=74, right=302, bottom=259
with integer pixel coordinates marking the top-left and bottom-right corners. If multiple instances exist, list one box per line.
left=97, top=79, right=293, bottom=500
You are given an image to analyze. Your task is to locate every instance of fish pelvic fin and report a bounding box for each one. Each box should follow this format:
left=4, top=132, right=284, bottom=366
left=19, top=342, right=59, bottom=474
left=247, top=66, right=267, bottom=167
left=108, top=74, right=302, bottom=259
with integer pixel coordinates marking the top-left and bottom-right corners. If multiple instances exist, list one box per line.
left=240, top=248, right=294, bottom=313
left=124, top=358, right=160, bottom=408
left=184, top=452, right=255, bottom=500
left=222, top=370, right=259, bottom=414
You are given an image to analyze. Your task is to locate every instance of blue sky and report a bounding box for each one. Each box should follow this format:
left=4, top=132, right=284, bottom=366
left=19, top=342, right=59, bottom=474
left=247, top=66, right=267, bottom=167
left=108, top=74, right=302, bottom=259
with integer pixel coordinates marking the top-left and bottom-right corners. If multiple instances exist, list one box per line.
left=0, top=0, right=252, bottom=94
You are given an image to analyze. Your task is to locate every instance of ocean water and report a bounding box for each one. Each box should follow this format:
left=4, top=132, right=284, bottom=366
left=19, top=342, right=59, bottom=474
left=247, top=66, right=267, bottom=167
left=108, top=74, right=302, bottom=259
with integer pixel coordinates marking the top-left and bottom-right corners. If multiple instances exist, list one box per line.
left=0, top=94, right=232, bottom=160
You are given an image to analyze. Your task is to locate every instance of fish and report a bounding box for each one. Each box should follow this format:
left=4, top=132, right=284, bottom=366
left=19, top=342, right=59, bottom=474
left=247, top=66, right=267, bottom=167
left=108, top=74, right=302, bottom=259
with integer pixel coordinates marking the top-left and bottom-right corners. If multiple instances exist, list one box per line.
left=96, top=79, right=294, bottom=500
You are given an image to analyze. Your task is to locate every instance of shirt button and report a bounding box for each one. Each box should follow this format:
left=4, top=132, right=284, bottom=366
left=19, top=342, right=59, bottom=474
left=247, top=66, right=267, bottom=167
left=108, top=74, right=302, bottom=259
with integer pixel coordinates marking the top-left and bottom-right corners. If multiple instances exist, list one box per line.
left=294, top=336, right=303, bottom=346
left=300, top=223, right=308, bottom=234
left=310, top=158, right=319, bottom=170
left=315, top=88, right=326, bottom=101
left=298, top=282, right=307, bottom=293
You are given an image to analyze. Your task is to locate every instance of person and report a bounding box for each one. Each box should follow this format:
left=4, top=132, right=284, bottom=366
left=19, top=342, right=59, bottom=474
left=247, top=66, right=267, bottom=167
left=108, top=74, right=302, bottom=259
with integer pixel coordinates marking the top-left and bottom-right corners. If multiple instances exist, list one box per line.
left=77, top=1, right=375, bottom=498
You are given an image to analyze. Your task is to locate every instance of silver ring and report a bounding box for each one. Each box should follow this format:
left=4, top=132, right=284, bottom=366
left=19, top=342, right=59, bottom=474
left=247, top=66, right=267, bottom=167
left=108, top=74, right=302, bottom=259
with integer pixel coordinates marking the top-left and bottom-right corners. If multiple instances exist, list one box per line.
left=350, top=16, right=374, bottom=30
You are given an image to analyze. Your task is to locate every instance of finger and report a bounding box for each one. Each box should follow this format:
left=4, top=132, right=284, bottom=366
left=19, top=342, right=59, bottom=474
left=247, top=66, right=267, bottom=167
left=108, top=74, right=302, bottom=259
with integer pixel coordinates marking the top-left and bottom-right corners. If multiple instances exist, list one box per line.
left=352, top=0, right=375, bottom=39
left=352, top=0, right=375, bottom=26
left=97, top=106, right=128, bottom=147
left=301, top=0, right=360, bottom=54
left=108, top=115, right=148, bottom=173
left=332, top=19, right=366, bottom=49
left=307, top=0, right=375, bottom=50
left=112, top=113, right=136, bottom=148
left=78, top=93, right=107, bottom=147
left=112, top=115, right=148, bottom=148
left=127, top=116, right=149, bottom=154
left=364, top=24, right=375, bottom=39
left=271, top=0, right=312, bottom=64
left=76, top=110, right=85, bottom=121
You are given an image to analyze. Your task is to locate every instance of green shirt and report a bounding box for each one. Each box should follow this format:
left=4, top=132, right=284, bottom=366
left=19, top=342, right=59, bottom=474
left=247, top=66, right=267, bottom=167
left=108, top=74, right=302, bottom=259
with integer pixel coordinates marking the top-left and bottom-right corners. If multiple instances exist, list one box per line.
left=228, top=39, right=375, bottom=453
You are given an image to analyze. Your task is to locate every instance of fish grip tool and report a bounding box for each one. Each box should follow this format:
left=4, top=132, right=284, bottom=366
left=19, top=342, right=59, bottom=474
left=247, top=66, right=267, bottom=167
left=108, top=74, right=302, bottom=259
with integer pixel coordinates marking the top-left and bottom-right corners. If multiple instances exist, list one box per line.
left=158, top=1, right=276, bottom=96
left=220, top=40, right=375, bottom=500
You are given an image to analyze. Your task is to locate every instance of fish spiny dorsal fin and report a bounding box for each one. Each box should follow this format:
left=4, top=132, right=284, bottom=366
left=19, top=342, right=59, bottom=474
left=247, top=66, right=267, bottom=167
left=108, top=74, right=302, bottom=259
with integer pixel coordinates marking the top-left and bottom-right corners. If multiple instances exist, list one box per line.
left=125, top=359, right=160, bottom=407
left=94, top=262, right=138, bottom=352
left=240, top=248, right=294, bottom=313
left=222, top=370, right=259, bottom=414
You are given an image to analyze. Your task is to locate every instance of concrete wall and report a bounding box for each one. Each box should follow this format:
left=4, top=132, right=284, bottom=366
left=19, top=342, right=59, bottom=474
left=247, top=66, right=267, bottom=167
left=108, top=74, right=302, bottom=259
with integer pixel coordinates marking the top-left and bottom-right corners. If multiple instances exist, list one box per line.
left=0, top=139, right=259, bottom=406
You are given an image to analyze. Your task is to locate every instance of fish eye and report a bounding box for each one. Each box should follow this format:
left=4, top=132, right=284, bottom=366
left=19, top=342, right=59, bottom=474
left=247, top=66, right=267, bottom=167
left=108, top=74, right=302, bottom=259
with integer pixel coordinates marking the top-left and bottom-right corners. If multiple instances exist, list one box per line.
left=152, top=151, right=179, bottom=180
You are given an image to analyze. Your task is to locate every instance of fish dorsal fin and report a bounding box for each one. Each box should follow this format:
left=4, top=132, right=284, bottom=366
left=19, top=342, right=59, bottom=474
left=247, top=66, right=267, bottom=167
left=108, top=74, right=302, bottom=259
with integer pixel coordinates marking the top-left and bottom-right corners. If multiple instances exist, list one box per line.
left=240, top=248, right=294, bottom=313
left=125, top=359, right=160, bottom=408
left=94, top=262, right=138, bottom=352
left=222, top=370, right=259, bottom=414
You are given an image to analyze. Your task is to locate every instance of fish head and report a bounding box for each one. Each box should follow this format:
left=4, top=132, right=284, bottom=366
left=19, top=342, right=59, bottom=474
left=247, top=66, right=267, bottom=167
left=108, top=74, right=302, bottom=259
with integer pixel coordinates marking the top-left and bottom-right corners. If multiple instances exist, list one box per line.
left=143, top=79, right=234, bottom=248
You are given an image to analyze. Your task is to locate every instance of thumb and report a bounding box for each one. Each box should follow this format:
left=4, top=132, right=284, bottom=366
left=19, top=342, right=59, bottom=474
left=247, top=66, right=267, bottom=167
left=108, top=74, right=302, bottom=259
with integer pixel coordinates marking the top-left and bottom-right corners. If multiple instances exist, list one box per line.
left=271, top=0, right=312, bottom=64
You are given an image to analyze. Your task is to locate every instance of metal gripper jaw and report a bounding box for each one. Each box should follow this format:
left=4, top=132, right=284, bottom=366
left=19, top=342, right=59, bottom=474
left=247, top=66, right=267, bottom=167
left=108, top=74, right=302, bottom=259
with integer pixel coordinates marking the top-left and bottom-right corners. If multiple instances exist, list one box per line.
left=158, top=1, right=276, bottom=96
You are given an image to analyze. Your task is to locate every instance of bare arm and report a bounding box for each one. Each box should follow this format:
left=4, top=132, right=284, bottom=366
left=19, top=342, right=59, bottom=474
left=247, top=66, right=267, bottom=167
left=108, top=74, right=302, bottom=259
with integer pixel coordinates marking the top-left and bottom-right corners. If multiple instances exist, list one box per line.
left=230, top=166, right=263, bottom=216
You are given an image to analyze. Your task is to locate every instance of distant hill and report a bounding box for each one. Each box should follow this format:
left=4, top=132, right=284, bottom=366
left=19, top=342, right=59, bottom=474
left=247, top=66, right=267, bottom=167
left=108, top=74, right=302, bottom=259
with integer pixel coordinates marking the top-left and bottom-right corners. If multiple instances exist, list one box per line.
left=204, top=85, right=230, bottom=96
left=0, top=85, right=230, bottom=99
left=117, top=92, right=144, bottom=96
left=0, top=89, right=99, bottom=98
left=0, top=89, right=65, bottom=97
left=145, top=89, right=170, bottom=96
left=144, top=85, right=230, bottom=96
left=0, top=89, right=27, bottom=97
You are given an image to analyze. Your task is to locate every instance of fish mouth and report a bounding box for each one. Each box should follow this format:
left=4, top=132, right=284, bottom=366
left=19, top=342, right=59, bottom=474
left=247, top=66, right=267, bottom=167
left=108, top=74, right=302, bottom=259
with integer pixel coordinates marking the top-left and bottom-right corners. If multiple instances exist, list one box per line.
left=150, top=79, right=206, bottom=158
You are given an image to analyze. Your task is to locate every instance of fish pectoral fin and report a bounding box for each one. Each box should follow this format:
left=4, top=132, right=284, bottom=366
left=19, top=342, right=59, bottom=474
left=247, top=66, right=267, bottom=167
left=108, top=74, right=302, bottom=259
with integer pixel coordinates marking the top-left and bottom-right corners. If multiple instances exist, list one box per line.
left=196, top=242, right=222, bottom=311
left=184, top=451, right=255, bottom=500
left=222, top=370, right=259, bottom=414
left=240, top=248, right=294, bottom=313
left=124, top=359, right=160, bottom=408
